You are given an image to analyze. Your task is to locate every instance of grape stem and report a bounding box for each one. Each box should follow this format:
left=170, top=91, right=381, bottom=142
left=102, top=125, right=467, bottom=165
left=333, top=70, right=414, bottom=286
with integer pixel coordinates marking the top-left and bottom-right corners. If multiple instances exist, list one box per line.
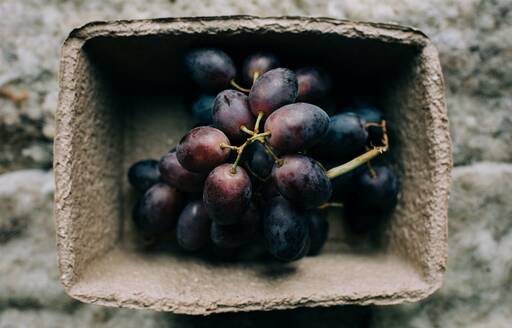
left=262, top=142, right=283, bottom=166
left=366, top=160, right=377, bottom=178
left=223, top=130, right=272, bottom=174
left=254, top=112, right=264, bottom=134
left=240, top=125, right=255, bottom=136
left=253, top=72, right=260, bottom=84
left=327, top=120, right=389, bottom=179
left=318, top=202, right=344, bottom=209
left=230, top=79, right=251, bottom=93
left=243, top=161, right=268, bottom=182
left=225, top=112, right=281, bottom=174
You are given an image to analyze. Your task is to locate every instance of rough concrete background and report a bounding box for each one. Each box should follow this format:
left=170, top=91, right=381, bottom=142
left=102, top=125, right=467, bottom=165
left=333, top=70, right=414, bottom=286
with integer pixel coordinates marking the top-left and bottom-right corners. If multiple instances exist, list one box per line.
left=0, top=0, right=510, bottom=327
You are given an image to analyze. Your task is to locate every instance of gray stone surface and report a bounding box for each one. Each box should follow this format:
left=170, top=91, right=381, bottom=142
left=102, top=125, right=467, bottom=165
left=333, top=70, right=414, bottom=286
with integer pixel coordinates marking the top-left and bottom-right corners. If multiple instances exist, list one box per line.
left=373, top=163, right=512, bottom=328
left=0, top=0, right=511, bottom=171
left=1, top=0, right=511, bottom=326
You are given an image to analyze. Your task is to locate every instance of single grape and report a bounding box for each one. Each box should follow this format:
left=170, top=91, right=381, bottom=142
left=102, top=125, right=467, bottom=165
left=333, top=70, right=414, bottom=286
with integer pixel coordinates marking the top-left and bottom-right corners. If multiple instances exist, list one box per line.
left=308, top=211, right=329, bottom=256
left=213, top=89, right=255, bottom=142
left=343, top=166, right=398, bottom=234
left=159, top=151, right=207, bottom=193
left=312, top=112, right=368, bottom=162
left=258, top=179, right=281, bottom=201
left=243, top=141, right=274, bottom=180
left=242, top=52, right=280, bottom=84
left=324, top=163, right=362, bottom=202
left=263, top=196, right=310, bottom=261
left=185, top=48, right=236, bottom=91
left=210, top=203, right=260, bottom=248
left=176, top=126, right=231, bottom=173
left=176, top=200, right=211, bottom=251
left=272, top=155, right=332, bottom=209
left=347, top=105, right=384, bottom=145
left=203, top=164, right=252, bottom=225
left=295, top=67, right=331, bottom=103
left=191, top=94, right=215, bottom=125
left=248, top=68, right=298, bottom=117
left=133, top=183, right=182, bottom=236
left=264, top=102, right=329, bottom=154
left=352, top=165, right=399, bottom=213
left=351, top=105, right=383, bottom=123
left=127, top=159, right=160, bottom=192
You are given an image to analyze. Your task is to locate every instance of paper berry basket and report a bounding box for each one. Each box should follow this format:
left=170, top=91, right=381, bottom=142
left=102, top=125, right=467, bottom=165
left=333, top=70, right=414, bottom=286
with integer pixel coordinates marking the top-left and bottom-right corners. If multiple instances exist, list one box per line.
left=54, top=16, right=451, bottom=314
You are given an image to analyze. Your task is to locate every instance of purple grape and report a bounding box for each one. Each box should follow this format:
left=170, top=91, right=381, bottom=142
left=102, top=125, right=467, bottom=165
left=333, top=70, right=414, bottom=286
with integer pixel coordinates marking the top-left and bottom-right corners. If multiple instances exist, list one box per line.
left=243, top=141, right=274, bottom=180
left=203, top=164, right=252, bottom=225
left=348, top=105, right=385, bottom=145
left=210, top=203, right=260, bottom=248
left=258, top=180, right=281, bottom=201
left=191, top=94, right=215, bottom=125
left=176, top=200, right=211, bottom=251
left=248, top=68, right=298, bottom=117
left=351, top=165, right=399, bottom=213
left=313, top=112, right=368, bottom=162
left=185, top=48, right=236, bottom=91
left=242, top=52, right=280, bottom=84
left=343, top=166, right=399, bottom=233
left=296, top=67, right=331, bottom=103
left=272, top=155, right=332, bottom=209
left=176, top=126, right=231, bottom=173
left=263, top=196, right=310, bottom=261
left=307, top=211, right=329, bottom=256
left=264, top=102, right=329, bottom=154
left=159, top=151, right=207, bottom=193
left=213, top=89, right=255, bottom=142
left=133, top=183, right=182, bottom=236
left=127, top=159, right=160, bottom=192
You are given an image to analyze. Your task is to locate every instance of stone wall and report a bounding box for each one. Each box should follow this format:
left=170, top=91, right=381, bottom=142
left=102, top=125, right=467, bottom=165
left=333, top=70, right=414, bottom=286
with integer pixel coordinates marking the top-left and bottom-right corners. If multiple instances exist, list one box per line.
left=1, top=1, right=510, bottom=327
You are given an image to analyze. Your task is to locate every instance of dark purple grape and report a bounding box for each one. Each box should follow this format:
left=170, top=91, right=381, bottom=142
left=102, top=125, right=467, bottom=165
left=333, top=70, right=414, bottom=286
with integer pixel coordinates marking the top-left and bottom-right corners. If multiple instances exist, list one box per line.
left=127, top=159, right=160, bottom=192
left=210, top=203, right=260, bottom=248
left=351, top=106, right=383, bottom=123
left=159, top=151, right=207, bottom=193
left=263, top=196, right=310, bottom=261
left=308, top=211, right=329, bottom=256
left=264, top=102, right=329, bottom=154
left=248, top=68, right=298, bottom=117
left=176, top=200, right=211, bottom=251
left=351, top=165, right=399, bottom=213
left=133, top=183, right=182, bottom=236
left=243, top=142, right=274, bottom=180
left=296, top=67, right=331, bottom=103
left=191, top=94, right=215, bottom=125
left=342, top=166, right=398, bottom=234
left=313, top=112, right=368, bottom=162
left=213, top=89, right=255, bottom=142
left=272, top=155, right=332, bottom=209
left=203, top=164, right=252, bottom=225
left=323, top=163, right=362, bottom=202
left=345, top=105, right=384, bottom=145
left=185, top=48, right=236, bottom=91
left=258, top=180, right=281, bottom=201
left=176, top=126, right=231, bottom=173
left=242, top=52, right=280, bottom=84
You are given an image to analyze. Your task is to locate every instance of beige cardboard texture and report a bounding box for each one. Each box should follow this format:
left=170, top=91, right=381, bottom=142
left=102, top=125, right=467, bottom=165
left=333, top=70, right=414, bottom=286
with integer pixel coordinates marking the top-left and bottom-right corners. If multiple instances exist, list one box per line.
left=54, top=16, right=451, bottom=315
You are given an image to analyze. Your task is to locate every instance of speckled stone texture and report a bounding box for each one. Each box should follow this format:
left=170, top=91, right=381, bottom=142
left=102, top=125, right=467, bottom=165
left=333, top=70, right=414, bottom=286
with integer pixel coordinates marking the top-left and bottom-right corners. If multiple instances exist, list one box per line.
left=0, top=0, right=511, bottom=326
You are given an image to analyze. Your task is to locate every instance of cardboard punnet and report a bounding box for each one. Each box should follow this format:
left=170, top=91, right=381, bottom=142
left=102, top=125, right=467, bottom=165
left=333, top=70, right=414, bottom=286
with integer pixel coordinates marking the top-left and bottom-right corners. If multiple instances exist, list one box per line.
left=54, top=16, right=452, bottom=315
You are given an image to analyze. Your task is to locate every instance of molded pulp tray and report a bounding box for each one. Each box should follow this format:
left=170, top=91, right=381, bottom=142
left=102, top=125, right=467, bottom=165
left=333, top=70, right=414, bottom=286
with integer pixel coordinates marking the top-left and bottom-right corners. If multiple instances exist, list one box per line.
left=54, top=16, right=452, bottom=315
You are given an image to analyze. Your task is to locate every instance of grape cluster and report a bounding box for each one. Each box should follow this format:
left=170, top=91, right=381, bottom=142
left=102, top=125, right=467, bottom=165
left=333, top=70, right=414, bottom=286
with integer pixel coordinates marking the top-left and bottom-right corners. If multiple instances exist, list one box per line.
left=128, top=49, right=399, bottom=262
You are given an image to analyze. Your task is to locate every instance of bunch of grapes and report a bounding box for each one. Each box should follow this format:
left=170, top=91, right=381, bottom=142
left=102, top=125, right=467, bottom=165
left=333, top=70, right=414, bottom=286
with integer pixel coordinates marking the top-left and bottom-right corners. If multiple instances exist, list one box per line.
left=128, top=49, right=399, bottom=262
